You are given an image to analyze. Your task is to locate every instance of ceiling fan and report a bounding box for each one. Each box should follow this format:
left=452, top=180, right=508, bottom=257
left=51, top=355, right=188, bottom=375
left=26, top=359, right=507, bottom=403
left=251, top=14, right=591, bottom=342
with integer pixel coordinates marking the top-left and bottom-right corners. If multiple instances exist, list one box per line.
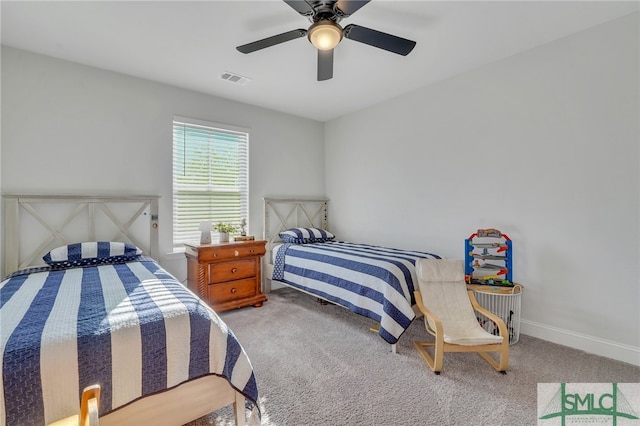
left=236, top=0, right=416, bottom=81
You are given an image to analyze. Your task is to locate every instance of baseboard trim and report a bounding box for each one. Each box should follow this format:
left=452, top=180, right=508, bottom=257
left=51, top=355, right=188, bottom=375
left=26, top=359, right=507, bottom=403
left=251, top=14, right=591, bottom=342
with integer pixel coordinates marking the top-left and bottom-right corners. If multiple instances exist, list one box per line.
left=521, top=319, right=640, bottom=366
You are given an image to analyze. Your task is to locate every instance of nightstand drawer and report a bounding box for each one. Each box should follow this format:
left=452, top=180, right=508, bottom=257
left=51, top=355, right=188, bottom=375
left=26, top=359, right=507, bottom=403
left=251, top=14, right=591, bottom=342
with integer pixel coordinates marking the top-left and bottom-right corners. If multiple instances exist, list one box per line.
left=200, top=244, right=265, bottom=261
left=209, top=259, right=256, bottom=283
left=208, top=279, right=256, bottom=303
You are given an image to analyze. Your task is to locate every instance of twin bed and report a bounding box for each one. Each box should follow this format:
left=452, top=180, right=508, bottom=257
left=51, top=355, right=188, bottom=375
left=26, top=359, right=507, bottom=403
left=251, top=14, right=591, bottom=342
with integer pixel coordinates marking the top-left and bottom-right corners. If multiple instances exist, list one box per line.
left=1, top=195, right=440, bottom=425
left=1, top=195, right=256, bottom=426
left=262, top=197, right=441, bottom=353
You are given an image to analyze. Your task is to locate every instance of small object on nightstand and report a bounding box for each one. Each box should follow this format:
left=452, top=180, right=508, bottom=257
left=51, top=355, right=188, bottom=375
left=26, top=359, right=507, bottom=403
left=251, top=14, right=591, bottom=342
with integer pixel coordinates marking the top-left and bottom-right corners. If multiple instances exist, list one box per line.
left=240, top=218, right=247, bottom=236
left=184, top=240, right=267, bottom=312
left=233, top=235, right=255, bottom=241
left=199, top=221, right=212, bottom=245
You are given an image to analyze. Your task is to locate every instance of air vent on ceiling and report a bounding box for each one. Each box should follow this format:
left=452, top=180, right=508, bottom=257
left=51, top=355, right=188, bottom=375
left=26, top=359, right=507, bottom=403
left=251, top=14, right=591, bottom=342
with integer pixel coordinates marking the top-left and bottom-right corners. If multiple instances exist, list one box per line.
left=220, top=71, right=252, bottom=86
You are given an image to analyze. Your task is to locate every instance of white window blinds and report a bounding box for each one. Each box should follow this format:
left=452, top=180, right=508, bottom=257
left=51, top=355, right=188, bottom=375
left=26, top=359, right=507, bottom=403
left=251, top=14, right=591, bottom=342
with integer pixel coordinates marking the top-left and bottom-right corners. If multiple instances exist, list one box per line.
left=172, top=117, right=249, bottom=246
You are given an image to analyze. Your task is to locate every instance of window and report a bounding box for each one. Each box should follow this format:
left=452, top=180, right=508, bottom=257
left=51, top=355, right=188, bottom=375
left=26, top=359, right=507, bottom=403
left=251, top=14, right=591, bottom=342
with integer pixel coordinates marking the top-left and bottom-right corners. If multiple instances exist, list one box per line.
left=172, top=117, right=249, bottom=247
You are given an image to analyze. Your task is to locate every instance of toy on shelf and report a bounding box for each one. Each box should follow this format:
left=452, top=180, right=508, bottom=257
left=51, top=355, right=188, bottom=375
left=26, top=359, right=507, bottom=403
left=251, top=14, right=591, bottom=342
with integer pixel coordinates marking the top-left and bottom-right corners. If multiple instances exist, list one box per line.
left=465, top=228, right=513, bottom=286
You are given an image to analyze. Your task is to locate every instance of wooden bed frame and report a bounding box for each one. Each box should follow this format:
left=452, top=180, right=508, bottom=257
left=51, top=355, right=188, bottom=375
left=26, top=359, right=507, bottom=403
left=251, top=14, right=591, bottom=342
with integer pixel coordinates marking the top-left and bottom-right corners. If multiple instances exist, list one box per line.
left=2, top=194, right=248, bottom=426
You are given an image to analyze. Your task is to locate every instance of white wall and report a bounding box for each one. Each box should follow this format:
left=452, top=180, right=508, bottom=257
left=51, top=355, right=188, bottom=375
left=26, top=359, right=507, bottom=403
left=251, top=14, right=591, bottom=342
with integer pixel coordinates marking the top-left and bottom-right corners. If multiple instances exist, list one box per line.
left=325, top=13, right=639, bottom=364
left=0, top=48, right=2, bottom=277
left=0, top=46, right=325, bottom=280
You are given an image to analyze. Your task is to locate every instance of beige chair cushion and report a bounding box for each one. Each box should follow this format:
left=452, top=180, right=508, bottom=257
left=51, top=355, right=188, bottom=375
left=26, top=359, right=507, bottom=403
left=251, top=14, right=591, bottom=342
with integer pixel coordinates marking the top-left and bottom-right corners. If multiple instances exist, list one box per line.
left=416, top=259, right=503, bottom=346
left=416, top=258, right=466, bottom=282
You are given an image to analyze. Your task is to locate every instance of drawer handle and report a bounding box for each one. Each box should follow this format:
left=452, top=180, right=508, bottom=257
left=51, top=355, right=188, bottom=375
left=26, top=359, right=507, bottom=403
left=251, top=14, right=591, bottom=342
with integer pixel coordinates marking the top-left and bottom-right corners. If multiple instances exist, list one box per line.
left=231, top=288, right=237, bottom=294
left=231, top=268, right=238, bottom=274
left=250, top=249, right=255, bottom=253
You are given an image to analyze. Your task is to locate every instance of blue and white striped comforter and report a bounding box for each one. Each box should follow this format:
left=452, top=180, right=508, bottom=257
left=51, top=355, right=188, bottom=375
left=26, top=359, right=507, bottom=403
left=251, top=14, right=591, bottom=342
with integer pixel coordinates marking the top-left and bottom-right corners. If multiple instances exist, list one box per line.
left=273, top=241, right=440, bottom=344
left=0, top=258, right=257, bottom=426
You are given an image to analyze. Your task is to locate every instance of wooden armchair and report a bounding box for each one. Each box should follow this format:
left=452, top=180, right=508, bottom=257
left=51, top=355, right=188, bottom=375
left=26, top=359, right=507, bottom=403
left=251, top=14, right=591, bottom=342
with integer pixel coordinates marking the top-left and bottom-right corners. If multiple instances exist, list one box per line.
left=413, top=259, right=509, bottom=374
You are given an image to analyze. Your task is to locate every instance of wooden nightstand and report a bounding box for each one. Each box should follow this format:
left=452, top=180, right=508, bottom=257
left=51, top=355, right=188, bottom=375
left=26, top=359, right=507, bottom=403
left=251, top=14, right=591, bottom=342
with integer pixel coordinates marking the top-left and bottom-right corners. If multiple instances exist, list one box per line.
left=184, top=240, right=267, bottom=312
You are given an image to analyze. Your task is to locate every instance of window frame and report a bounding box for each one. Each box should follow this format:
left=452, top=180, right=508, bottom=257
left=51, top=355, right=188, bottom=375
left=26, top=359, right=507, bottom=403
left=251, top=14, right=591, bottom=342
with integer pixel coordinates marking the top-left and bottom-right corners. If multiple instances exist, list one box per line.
left=172, top=116, right=249, bottom=248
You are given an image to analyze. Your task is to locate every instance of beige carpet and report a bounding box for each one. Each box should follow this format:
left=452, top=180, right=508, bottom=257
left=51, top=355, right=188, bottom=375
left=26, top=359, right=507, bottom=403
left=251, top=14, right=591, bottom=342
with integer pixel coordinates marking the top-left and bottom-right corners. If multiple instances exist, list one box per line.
left=185, top=287, right=639, bottom=425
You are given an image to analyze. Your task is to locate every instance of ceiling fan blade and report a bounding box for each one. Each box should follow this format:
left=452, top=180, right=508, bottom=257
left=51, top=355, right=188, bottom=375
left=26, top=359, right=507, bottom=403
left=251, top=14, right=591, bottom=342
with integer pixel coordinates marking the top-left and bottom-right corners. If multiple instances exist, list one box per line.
left=335, top=1, right=370, bottom=17
left=283, top=0, right=315, bottom=16
left=343, top=24, right=416, bottom=56
left=237, top=29, right=307, bottom=54
left=317, top=49, right=334, bottom=81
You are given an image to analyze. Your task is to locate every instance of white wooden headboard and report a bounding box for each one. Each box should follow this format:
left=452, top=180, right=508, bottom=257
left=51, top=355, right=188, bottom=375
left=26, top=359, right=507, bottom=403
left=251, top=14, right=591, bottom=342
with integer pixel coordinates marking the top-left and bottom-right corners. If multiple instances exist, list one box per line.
left=263, top=197, right=328, bottom=260
left=3, top=195, right=159, bottom=276
left=262, top=197, right=328, bottom=292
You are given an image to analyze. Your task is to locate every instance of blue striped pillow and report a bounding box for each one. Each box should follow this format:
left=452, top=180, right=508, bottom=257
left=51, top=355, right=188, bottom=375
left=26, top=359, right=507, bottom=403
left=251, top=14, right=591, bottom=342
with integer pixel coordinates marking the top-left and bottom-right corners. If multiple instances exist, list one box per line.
left=279, top=228, right=335, bottom=244
left=43, top=241, right=142, bottom=268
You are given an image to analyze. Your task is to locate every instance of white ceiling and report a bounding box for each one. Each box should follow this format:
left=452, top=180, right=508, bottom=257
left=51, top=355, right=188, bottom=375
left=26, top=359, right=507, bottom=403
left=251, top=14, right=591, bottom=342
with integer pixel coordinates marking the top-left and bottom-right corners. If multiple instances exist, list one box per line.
left=2, top=1, right=638, bottom=122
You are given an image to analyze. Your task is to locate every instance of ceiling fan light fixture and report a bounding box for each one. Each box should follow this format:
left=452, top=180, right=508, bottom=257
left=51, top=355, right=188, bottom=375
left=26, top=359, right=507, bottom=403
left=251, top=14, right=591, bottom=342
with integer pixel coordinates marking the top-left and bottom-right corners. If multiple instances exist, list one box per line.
left=308, top=21, right=343, bottom=50
left=236, top=1, right=417, bottom=81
